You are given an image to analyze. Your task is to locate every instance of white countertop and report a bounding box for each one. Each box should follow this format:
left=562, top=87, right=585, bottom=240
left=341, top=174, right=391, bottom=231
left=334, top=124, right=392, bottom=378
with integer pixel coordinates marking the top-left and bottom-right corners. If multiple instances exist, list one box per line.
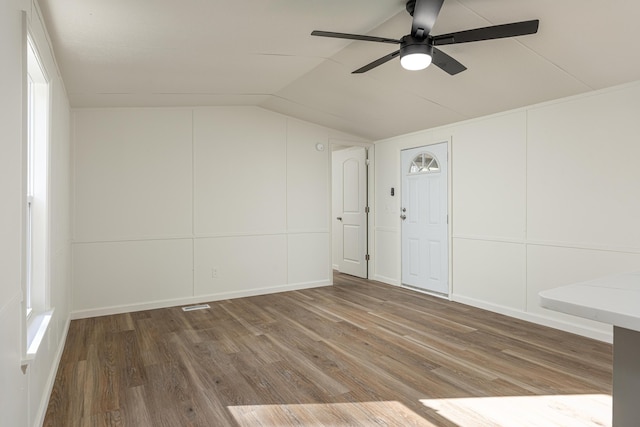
left=539, top=271, right=640, bottom=332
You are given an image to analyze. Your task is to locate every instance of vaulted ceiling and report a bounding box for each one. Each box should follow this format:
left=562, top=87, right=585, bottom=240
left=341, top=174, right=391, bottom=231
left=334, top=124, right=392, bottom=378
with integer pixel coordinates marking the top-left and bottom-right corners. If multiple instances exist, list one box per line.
left=39, top=0, right=640, bottom=140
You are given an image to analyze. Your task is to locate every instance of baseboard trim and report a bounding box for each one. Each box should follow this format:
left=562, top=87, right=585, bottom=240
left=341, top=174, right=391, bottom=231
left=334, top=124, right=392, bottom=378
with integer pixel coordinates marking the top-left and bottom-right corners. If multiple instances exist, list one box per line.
left=70, top=280, right=331, bottom=320
left=451, top=294, right=613, bottom=343
left=372, top=274, right=400, bottom=286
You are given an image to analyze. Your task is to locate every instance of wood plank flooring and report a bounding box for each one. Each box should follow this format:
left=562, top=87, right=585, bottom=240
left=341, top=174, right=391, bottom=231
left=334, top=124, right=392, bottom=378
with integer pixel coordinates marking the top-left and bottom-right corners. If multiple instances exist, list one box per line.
left=44, top=273, right=613, bottom=426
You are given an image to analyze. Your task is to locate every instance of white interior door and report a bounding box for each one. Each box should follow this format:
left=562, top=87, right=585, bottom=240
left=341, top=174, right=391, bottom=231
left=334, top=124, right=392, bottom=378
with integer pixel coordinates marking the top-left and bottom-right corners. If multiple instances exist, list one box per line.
left=332, top=146, right=368, bottom=278
left=401, top=143, right=448, bottom=294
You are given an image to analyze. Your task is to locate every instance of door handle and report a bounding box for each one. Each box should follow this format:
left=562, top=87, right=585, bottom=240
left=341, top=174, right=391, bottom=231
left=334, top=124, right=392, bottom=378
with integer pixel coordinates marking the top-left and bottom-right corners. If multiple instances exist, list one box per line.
left=336, top=217, right=343, bottom=221
left=400, top=215, right=406, bottom=220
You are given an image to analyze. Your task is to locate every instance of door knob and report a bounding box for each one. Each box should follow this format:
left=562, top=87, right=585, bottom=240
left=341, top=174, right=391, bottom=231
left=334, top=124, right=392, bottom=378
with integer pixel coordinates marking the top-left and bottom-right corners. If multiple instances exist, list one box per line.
left=400, top=215, right=406, bottom=220
left=336, top=217, right=343, bottom=221
left=402, top=207, right=406, bottom=212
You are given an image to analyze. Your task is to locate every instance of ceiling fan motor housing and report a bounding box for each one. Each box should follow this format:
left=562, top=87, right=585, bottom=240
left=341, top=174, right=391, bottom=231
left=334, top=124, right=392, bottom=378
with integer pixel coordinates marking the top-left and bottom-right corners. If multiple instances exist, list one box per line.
left=400, top=35, right=433, bottom=57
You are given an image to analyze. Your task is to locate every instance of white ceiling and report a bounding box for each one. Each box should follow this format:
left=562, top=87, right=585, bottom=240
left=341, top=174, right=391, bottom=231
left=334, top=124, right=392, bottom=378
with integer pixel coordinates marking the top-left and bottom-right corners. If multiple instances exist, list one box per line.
left=39, top=0, right=640, bottom=140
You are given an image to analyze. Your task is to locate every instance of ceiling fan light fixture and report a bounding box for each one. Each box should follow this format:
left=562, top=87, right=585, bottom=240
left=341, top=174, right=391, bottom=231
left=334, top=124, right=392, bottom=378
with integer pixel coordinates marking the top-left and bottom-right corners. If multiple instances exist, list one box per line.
left=401, top=52, right=432, bottom=70
left=400, top=41, right=433, bottom=71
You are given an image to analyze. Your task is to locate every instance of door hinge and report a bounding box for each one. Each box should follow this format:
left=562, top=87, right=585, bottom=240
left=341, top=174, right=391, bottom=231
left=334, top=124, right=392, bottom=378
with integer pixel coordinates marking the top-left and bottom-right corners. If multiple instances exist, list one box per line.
left=365, top=206, right=370, bottom=213
left=365, top=158, right=370, bottom=165
left=365, top=254, right=370, bottom=261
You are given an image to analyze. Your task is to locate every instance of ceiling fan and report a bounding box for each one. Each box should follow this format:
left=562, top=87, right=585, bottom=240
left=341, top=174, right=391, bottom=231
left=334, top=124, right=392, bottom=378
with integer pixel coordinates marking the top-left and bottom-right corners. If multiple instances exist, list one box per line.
left=311, top=0, right=539, bottom=75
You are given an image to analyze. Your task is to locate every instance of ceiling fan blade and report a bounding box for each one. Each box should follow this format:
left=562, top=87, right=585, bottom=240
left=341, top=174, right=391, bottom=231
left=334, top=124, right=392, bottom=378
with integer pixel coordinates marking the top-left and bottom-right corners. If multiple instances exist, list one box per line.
left=432, top=20, right=539, bottom=46
left=411, top=0, right=445, bottom=38
left=432, top=48, right=466, bottom=75
left=352, top=50, right=401, bottom=74
left=311, top=30, right=401, bottom=45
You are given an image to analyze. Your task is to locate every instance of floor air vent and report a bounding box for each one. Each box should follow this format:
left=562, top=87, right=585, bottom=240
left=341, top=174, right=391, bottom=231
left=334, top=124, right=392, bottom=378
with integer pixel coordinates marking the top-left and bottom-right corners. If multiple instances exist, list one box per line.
left=181, top=304, right=211, bottom=312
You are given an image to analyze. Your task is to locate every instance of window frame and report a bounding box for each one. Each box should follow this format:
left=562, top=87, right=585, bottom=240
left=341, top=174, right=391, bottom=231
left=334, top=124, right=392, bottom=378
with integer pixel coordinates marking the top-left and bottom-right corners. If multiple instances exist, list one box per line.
left=26, top=67, right=35, bottom=318
left=24, top=33, right=50, bottom=324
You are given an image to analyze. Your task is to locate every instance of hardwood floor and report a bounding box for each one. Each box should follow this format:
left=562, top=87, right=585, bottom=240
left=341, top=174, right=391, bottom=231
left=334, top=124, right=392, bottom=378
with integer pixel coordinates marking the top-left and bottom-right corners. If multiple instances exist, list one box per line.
left=44, top=273, right=613, bottom=426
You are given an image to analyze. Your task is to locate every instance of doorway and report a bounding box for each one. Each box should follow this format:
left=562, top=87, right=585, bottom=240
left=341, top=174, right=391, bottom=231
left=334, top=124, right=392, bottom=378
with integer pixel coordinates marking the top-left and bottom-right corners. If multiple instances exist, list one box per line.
left=401, top=143, right=449, bottom=295
left=332, top=145, right=368, bottom=279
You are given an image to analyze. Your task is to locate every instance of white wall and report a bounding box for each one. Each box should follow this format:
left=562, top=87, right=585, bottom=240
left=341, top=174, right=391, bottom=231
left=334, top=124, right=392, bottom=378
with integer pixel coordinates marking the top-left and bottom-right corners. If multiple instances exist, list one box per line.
left=72, top=106, right=364, bottom=317
left=374, top=81, right=640, bottom=342
left=0, top=24, right=27, bottom=427
left=0, top=2, right=72, bottom=426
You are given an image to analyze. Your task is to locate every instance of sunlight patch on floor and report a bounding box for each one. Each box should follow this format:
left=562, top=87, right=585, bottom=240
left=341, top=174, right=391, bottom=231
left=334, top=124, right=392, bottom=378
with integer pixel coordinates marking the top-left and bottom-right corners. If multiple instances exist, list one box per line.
left=228, top=401, right=437, bottom=426
left=420, top=394, right=611, bottom=427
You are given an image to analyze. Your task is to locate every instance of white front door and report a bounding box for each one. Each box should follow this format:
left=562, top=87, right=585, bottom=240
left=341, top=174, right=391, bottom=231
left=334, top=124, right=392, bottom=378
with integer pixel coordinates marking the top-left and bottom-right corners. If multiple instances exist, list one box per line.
left=401, top=143, right=448, bottom=294
left=332, top=146, right=368, bottom=278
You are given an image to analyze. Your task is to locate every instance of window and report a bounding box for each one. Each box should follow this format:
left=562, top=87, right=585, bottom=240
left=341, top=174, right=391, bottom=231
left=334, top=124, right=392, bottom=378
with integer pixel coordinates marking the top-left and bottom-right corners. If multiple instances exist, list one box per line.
left=25, top=35, right=49, bottom=320
left=409, top=152, right=440, bottom=174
